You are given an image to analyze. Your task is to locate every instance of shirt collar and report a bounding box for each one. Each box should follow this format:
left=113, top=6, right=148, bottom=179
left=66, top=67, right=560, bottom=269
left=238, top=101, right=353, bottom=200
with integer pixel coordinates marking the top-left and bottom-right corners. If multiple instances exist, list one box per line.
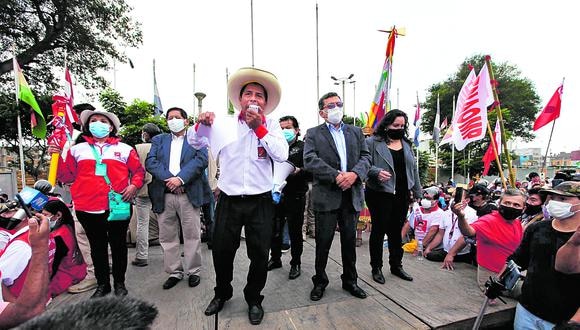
left=326, top=122, right=344, bottom=132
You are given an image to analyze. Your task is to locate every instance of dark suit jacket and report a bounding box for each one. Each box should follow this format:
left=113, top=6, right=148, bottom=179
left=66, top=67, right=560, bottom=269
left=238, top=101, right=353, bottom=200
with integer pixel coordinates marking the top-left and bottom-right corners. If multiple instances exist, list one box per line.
left=303, top=123, right=371, bottom=212
left=145, top=133, right=211, bottom=213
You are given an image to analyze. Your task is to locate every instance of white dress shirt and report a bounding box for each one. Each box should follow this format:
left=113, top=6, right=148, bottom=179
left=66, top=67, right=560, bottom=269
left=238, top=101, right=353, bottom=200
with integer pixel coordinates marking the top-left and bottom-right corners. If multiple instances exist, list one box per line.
left=188, top=116, right=288, bottom=195
left=169, top=134, right=184, bottom=176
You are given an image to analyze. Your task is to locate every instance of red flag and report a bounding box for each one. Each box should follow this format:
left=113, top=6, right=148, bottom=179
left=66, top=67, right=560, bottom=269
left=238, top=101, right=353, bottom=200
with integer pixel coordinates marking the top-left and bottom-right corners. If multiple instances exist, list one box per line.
left=64, top=67, right=80, bottom=127
left=533, top=84, right=563, bottom=131
left=482, top=121, right=501, bottom=176
left=440, top=116, right=448, bottom=130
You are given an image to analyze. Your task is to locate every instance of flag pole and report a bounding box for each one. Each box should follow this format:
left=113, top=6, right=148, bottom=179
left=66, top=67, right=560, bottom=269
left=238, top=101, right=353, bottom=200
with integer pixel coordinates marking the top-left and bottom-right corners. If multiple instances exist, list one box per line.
left=315, top=2, right=320, bottom=125
left=451, top=95, right=456, bottom=182
left=539, top=77, right=564, bottom=177
left=415, top=91, right=420, bottom=171
left=13, top=55, right=26, bottom=188
left=485, top=55, right=515, bottom=186
left=435, top=94, right=439, bottom=184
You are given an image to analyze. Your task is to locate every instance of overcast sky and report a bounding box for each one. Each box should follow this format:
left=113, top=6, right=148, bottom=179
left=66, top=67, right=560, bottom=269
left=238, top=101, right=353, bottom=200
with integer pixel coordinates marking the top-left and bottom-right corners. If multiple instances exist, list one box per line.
left=96, top=0, right=579, bottom=155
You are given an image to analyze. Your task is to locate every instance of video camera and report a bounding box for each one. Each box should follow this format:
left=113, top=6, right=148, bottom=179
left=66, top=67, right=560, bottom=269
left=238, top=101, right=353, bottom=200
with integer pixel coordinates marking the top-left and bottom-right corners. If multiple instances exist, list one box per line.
left=0, top=187, right=49, bottom=230
left=484, top=259, right=522, bottom=301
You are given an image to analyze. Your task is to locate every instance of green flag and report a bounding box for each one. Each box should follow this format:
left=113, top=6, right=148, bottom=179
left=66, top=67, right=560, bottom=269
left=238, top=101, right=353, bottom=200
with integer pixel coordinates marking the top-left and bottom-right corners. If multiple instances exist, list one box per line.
left=13, top=58, right=46, bottom=138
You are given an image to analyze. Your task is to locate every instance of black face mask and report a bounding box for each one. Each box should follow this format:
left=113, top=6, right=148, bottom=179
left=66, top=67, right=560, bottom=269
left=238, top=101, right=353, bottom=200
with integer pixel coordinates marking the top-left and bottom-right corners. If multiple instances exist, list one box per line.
left=386, top=128, right=405, bottom=140
left=524, top=203, right=542, bottom=215
left=499, top=205, right=523, bottom=220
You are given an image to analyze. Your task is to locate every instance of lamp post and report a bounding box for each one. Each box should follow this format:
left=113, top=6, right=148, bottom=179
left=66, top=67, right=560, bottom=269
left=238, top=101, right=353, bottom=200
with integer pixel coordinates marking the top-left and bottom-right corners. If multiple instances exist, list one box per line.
left=349, top=80, right=356, bottom=126
left=194, top=92, right=206, bottom=116
left=330, top=74, right=354, bottom=119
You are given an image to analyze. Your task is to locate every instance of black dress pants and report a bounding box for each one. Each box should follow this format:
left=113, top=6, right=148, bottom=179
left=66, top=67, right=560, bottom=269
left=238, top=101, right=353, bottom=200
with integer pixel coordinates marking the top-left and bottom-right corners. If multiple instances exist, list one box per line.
left=270, top=194, right=306, bottom=266
left=76, top=211, right=129, bottom=286
left=212, top=192, right=275, bottom=305
left=313, top=190, right=358, bottom=288
left=365, top=189, right=408, bottom=270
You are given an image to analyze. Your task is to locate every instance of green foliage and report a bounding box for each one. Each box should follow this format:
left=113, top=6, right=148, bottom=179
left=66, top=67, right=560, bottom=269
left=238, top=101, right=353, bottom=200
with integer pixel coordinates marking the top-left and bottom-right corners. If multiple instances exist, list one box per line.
left=0, top=0, right=143, bottom=93
left=0, top=92, right=53, bottom=179
left=420, top=55, right=541, bottom=174
left=417, top=149, right=431, bottom=184
left=342, top=115, right=365, bottom=127
left=99, top=89, right=168, bottom=147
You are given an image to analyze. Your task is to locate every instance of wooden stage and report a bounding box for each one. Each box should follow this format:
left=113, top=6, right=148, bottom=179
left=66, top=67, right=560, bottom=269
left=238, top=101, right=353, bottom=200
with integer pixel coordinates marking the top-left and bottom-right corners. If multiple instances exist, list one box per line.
left=50, top=232, right=516, bottom=329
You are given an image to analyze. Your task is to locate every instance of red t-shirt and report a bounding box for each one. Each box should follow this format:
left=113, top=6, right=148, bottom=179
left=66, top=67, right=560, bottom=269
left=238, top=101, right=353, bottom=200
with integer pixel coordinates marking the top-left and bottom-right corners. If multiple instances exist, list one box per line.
left=471, top=210, right=523, bottom=272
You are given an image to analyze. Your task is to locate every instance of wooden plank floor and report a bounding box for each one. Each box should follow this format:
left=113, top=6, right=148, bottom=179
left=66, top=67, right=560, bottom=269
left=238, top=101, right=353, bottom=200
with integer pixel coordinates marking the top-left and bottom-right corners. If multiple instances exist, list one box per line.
left=50, top=231, right=515, bottom=329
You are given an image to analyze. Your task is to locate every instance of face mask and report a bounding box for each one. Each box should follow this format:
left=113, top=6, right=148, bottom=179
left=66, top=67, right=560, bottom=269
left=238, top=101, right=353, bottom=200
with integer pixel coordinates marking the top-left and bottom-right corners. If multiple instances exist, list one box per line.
left=89, top=121, right=111, bottom=138
left=524, top=203, right=542, bottom=216
left=386, top=128, right=405, bottom=140
left=282, top=129, right=296, bottom=143
left=420, top=199, right=433, bottom=209
left=326, top=107, right=343, bottom=125
left=167, top=118, right=185, bottom=133
left=47, top=216, right=57, bottom=230
left=546, top=200, right=580, bottom=220
left=499, top=205, right=523, bottom=220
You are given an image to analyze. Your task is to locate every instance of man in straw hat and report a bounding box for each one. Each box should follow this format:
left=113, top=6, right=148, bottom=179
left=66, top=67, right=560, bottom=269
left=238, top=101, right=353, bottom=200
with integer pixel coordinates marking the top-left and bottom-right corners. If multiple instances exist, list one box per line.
left=189, top=67, right=288, bottom=325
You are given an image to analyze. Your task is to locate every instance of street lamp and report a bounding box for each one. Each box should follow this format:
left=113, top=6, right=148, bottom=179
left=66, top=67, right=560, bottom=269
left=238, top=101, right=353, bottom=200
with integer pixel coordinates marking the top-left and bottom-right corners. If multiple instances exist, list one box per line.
left=349, top=80, right=356, bottom=126
left=330, top=74, right=354, bottom=119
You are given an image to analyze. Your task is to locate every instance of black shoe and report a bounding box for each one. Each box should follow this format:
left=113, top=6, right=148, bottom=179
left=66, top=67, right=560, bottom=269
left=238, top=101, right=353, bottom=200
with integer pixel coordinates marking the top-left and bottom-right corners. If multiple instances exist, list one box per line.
left=131, top=258, right=148, bottom=267
left=114, top=282, right=128, bottom=296
left=391, top=266, right=413, bottom=281
left=372, top=268, right=385, bottom=284
left=248, top=304, right=264, bottom=325
left=267, top=259, right=282, bottom=271
left=91, top=284, right=111, bottom=298
left=289, top=265, right=301, bottom=280
left=188, top=275, right=200, bottom=287
left=205, top=297, right=228, bottom=316
left=342, top=284, right=367, bottom=299
left=310, top=285, right=325, bottom=301
left=281, top=244, right=290, bottom=253
left=162, top=276, right=181, bottom=290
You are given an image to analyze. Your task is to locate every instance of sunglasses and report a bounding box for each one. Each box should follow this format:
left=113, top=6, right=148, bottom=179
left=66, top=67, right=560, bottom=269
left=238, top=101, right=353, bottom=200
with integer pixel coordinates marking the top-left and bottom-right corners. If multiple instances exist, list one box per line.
left=323, top=102, right=344, bottom=110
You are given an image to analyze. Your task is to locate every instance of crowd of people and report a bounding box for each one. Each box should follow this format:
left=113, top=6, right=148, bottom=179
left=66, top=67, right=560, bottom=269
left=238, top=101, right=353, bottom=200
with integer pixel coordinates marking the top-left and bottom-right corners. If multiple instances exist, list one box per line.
left=0, top=66, right=578, bottom=328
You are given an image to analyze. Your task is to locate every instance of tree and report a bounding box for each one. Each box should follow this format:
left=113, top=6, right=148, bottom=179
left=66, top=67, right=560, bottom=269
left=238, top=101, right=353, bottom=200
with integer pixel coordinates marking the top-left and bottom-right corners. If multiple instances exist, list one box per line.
left=420, top=55, right=541, bottom=176
left=99, top=88, right=167, bottom=147
left=0, top=0, right=142, bottom=93
left=0, top=92, right=53, bottom=180
left=342, top=115, right=365, bottom=127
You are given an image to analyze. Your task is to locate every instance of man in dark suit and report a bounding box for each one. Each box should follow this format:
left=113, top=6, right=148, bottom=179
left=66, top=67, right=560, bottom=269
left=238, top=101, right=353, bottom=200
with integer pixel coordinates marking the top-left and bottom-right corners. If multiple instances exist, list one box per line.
left=303, top=92, right=371, bottom=301
left=146, top=107, right=210, bottom=290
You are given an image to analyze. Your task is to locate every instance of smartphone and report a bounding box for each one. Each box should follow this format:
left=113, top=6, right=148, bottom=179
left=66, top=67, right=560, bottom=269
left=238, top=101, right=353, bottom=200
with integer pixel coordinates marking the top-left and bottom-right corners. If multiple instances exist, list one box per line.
left=454, top=187, right=464, bottom=204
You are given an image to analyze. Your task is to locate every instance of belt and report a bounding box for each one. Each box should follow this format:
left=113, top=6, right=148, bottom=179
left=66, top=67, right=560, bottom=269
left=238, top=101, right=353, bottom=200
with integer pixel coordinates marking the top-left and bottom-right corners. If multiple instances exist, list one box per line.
left=227, top=191, right=270, bottom=199
left=164, top=187, right=185, bottom=194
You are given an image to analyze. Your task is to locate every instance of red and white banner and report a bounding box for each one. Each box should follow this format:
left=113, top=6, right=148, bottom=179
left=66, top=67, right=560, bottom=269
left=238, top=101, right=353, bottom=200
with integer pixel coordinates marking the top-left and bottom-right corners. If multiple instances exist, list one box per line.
left=482, top=120, right=502, bottom=176
left=452, top=64, right=493, bottom=151
left=63, top=67, right=79, bottom=127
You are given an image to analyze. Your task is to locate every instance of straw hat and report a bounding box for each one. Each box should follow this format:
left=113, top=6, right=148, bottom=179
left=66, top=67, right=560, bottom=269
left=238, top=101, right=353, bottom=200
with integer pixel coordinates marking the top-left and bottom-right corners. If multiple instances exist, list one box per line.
left=227, top=67, right=281, bottom=115
left=80, top=109, right=121, bottom=132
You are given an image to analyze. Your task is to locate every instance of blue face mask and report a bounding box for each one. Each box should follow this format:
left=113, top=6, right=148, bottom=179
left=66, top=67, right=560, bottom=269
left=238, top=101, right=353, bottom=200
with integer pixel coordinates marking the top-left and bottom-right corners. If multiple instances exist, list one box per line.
left=282, top=129, right=296, bottom=143
left=89, top=121, right=111, bottom=138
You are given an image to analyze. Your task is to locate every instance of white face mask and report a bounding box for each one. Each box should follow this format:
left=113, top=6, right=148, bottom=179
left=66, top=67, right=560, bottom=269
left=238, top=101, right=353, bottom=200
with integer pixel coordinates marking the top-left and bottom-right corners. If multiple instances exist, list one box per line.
left=47, top=216, right=57, bottom=230
left=546, top=200, right=579, bottom=220
left=420, top=199, right=433, bottom=209
left=167, top=118, right=186, bottom=133
left=326, top=107, right=343, bottom=125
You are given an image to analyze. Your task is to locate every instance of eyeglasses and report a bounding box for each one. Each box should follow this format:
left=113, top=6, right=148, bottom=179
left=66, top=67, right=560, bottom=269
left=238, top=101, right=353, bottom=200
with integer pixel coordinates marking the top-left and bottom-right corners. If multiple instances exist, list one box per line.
left=323, top=102, right=344, bottom=110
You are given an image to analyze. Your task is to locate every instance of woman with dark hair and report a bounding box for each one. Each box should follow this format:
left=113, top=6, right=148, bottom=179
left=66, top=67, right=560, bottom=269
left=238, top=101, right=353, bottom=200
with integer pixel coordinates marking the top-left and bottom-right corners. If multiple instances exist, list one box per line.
left=48, top=109, right=145, bottom=298
left=364, top=109, right=422, bottom=284
left=42, top=200, right=87, bottom=297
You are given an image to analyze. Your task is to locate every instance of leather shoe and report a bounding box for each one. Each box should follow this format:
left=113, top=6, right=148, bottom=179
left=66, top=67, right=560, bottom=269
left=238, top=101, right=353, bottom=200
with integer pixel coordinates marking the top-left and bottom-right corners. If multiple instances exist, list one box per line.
left=391, top=266, right=413, bottom=281
left=162, top=276, right=181, bottom=290
left=288, top=265, right=301, bottom=280
left=310, top=285, right=325, bottom=301
left=267, top=259, right=282, bottom=271
left=248, top=304, right=264, bottom=325
left=131, top=258, right=148, bottom=267
left=188, top=275, right=200, bottom=287
left=204, top=297, right=227, bottom=316
left=114, top=282, right=128, bottom=296
left=91, top=284, right=111, bottom=298
left=342, top=284, right=367, bottom=299
left=372, top=268, right=385, bottom=284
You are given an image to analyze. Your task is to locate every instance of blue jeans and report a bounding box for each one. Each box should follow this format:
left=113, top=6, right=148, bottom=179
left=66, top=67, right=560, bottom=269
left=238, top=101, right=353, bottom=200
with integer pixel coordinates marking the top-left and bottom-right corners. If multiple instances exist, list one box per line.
left=514, top=303, right=555, bottom=330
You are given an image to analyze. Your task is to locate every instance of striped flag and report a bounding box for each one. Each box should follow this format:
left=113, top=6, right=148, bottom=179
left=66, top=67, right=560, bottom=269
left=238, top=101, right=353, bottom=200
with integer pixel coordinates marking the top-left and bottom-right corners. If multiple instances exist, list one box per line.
left=413, top=94, right=421, bottom=146
left=433, top=94, right=441, bottom=144
left=13, top=57, right=46, bottom=138
left=440, top=117, right=448, bottom=130
left=63, top=67, right=80, bottom=128
left=153, top=59, right=163, bottom=116
left=366, top=27, right=397, bottom=129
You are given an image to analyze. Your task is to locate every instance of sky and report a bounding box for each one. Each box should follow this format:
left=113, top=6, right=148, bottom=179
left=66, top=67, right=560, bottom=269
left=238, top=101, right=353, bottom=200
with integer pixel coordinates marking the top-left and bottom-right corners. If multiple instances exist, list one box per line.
left=94, top=0, right=579, bottom=155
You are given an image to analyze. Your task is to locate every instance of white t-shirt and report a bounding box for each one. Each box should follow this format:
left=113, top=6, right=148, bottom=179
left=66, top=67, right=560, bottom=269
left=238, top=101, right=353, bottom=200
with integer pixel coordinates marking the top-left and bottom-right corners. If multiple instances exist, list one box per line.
left=0, top=227, right=31, bottom=287
left=440, top=206, right=478, bottom=255
left=410, top=206, right=446, bottom=241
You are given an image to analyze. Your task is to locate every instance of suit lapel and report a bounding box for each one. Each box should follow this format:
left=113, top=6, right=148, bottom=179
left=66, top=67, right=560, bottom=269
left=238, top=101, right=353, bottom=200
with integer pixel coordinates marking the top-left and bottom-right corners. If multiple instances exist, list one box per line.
left=320, top=124, right=340, bottom=159
left=344, top=125, right=357, bottom=169
left=163, top=134, right=172, bottom=166
left=375, top=137, right=394, bottom=169
left=180, top=136, right=191, bottom=164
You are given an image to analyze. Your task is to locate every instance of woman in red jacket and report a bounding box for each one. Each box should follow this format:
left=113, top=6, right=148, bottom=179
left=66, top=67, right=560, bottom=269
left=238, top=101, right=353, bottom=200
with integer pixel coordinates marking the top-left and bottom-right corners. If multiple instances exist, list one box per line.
left=42, top=200, right=87, bottom=297
left=49, top=109, right=145, bottom=298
